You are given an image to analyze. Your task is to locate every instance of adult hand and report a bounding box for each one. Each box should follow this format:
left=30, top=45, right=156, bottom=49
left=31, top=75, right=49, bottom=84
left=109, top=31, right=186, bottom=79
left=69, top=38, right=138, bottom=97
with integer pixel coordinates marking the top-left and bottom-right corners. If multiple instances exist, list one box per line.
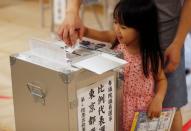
left=57, top=11, right=85, bottom=46
left=164, top=43, right=181, bottom=73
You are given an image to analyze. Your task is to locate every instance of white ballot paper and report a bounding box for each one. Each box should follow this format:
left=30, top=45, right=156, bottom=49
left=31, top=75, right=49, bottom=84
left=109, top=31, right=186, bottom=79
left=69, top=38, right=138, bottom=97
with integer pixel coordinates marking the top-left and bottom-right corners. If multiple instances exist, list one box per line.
left=72, top=53, right=127, bottom=74
left=27, top=38, right=127, bottom=74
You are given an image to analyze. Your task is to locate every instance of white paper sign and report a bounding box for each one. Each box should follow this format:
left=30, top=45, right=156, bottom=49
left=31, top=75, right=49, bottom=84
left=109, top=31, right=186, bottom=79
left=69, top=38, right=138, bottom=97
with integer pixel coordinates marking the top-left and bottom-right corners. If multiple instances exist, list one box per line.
left=77, top=76, right=115, bottom=131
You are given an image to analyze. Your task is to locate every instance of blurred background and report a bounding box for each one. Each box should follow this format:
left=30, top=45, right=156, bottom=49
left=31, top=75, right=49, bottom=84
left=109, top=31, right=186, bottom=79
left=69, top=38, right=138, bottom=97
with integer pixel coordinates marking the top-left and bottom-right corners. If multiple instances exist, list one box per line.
left=0, top=0, right=190, bottom=130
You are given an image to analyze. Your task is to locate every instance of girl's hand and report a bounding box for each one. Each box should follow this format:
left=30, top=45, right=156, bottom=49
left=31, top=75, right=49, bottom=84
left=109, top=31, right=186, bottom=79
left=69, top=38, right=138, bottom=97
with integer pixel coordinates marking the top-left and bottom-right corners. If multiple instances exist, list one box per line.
left=147, top=95, right=163, bottom=119
left=164, top=43, right=181, bottom=73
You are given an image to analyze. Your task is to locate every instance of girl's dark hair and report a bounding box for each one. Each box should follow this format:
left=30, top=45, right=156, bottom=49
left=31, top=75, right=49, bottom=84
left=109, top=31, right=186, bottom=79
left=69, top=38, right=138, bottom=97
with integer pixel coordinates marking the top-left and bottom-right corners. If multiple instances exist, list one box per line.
left=112, top=0, right=164, bottom=77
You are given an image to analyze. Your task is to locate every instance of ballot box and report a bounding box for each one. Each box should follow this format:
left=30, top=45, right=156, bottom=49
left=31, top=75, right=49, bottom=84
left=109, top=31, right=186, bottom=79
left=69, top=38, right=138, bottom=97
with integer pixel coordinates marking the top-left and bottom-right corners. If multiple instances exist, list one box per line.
left=10, top=38, right=126, bottom=131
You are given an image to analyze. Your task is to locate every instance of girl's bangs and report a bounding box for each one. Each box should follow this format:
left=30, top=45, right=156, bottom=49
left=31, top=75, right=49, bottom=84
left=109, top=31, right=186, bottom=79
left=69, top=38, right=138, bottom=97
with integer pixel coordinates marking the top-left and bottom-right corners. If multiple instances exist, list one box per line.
left=113, top=4, right=125, bottom=25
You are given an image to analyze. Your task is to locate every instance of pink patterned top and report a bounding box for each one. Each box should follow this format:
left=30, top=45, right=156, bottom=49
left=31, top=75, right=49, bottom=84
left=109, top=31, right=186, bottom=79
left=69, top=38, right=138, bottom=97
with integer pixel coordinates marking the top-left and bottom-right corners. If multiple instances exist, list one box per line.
left=115, top=44, right=155, bottom=131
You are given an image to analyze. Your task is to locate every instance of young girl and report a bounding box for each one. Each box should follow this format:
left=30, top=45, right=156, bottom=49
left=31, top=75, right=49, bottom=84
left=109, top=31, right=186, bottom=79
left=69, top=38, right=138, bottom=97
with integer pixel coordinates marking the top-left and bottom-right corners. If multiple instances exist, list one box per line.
left=82, top=0, right=167, bottom=130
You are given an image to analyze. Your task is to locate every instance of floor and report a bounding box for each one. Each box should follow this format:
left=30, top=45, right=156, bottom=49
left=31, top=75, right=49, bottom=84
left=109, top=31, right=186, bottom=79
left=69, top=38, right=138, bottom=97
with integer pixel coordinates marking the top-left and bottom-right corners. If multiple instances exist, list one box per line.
left=0, top=1, right=51, bottom=130
left=0, top=1, right=190, bottom=131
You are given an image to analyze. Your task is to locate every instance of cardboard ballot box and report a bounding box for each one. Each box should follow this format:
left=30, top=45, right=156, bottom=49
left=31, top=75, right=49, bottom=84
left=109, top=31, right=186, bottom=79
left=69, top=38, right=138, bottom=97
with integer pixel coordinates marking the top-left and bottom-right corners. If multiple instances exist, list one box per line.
left=10, top=38, right=126, bottom=131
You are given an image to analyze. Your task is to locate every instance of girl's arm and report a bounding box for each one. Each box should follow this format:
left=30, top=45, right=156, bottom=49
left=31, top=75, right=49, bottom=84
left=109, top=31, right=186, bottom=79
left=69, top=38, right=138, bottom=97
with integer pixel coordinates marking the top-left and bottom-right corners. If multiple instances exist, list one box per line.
left=148, top=65, right=167, bottom=118
left=84, top=27, right=116, bottom=43
left=155, top=67, right=167, bottom=102
left=154, top=68, right=167, bottom=103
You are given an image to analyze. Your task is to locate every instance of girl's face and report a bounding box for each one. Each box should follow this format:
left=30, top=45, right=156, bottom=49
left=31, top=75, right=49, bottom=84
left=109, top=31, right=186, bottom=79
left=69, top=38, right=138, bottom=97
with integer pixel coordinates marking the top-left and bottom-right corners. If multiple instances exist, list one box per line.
left=113, top=20, right=139, bottom=46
